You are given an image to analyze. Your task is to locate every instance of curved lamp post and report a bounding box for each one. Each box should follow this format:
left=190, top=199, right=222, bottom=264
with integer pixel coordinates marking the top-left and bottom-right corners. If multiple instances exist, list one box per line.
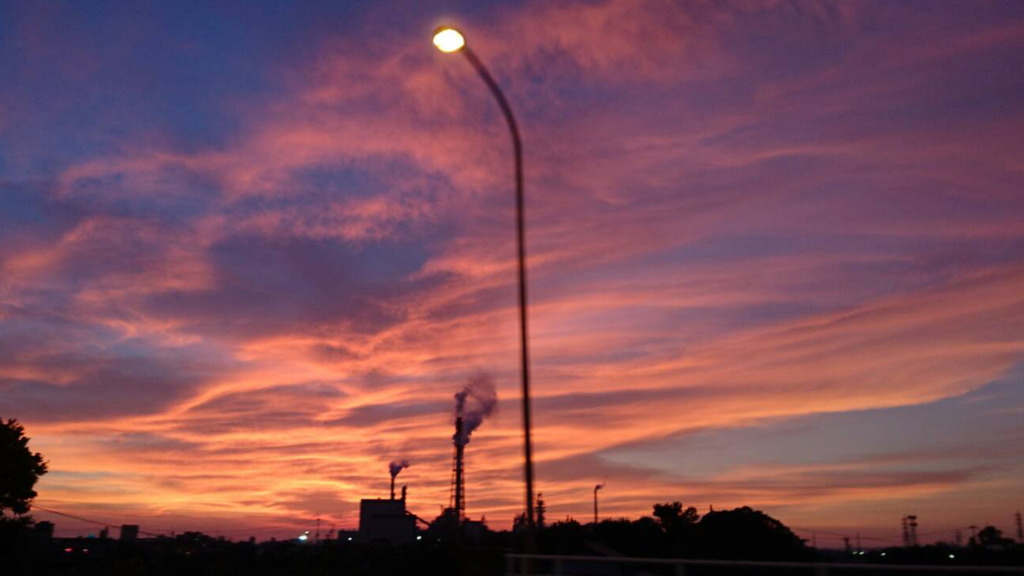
left=432, top=26, right=536, bottom=545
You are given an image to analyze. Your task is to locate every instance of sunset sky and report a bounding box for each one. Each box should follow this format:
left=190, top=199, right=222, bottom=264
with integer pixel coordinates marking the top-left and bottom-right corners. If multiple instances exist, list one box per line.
left=2, top=1, right=1024, bottom=545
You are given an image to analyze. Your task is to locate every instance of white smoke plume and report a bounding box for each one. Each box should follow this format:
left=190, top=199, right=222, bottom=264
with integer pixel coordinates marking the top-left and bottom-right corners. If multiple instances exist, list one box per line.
left=389, top=459, right=409, bottom=478
left=453, top=374, right=498, bottom=447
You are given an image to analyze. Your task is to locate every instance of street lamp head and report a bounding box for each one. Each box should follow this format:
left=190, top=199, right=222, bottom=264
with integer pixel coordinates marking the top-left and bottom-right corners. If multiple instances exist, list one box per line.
left=433, top=27, right=465, bottom=53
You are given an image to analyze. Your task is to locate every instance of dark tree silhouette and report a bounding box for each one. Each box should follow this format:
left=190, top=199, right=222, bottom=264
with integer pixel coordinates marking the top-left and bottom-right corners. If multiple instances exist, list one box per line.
left=513, top=511, right=527, bottom=533
left=975, top=525, right=1016, bottom=548
left=536, top=493, right=546, bottom=530
left=0, top=418, right=48, bottom=518
left=695, top=506, right=809, bottom=560
left=593, top=517, right=666, bottom=558
left=653, top=501, right=699, bottom=533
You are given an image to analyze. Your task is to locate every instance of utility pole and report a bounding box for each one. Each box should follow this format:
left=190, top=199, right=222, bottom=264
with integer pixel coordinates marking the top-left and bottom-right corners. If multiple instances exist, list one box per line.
left=1016, top=511, right=1022, bottom=543
left=315, top=518, right=320, bottom=543
left=908, top=515, right=918, bottom=546
left=901, top=517, right=909, bottom=547
left=843, top=536, right=851, bottom=553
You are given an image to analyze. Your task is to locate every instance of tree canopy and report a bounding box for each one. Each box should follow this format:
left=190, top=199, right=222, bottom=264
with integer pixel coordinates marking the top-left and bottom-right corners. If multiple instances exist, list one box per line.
left=0, top=418, right=48, bottom=518
left=975, top=525, right=1016, bottom=548
left=695, top=506, right=810, bottom=560
left=653, top=501, right=700, bottom=532
left=538, top=503, right=809, bottom=561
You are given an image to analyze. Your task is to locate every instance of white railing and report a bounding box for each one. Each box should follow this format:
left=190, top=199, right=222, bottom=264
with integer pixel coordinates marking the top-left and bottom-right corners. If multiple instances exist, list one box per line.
left=506, top=553, right=1024, bottom=576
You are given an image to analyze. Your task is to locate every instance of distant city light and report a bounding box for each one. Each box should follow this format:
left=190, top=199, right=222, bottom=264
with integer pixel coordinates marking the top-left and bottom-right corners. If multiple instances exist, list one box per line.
left=416, top=535, right=422, bottom=541
left=949, top=554, right=956, bottom=559
left=347, top=537, right=353, bottom=541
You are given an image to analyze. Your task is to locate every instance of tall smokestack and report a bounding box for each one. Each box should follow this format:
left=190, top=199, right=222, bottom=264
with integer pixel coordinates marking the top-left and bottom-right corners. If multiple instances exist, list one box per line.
left=594, top=484, right=604, bottom=524
left=449, top=375, right=497, bottom=520
left=453, top=416, right=465, bottom=519
left=389, top=459, right=409, bottom=500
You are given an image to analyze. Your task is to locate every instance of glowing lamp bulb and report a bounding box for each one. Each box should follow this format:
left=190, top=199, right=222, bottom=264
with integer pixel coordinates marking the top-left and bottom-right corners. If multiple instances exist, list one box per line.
left=433, top=28, right=465, bottom=53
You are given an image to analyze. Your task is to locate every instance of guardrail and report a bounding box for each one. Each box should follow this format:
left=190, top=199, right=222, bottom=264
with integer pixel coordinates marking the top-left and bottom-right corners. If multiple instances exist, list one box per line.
left=505, top=553, right=1024, bottom=576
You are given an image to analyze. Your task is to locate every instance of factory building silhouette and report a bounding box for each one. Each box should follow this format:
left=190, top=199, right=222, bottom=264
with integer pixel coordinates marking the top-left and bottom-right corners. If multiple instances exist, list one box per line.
left=358, top=409, right=487, bottom=545
left=358, top=485, right=418, bottom=545
left=359, top=375, right=497, bottom=544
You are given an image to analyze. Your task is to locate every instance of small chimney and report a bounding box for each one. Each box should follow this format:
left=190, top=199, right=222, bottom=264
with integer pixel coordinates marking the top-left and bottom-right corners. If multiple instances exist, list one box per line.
left=388, top=459, right=409, bottom=500
left=401, top=485, right=407, bottom=502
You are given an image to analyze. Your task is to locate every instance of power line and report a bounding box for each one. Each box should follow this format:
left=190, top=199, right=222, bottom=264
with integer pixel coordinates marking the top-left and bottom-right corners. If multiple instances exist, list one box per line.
left=32, top=501, right=158, bottom=526
left=29, top=504, right=164, bottom=538
left=790, top=526, right=890, bottom=542
left=32, top=503, right=316, bottom=538
left=916, top=526, right=974, bottom=537
left=30, top=504, right=115, bottom=528
left=215, top=525, right=308, bottom=534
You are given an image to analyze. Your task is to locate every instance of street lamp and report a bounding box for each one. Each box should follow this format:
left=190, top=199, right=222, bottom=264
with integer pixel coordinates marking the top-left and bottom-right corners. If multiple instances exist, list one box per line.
left=432, top=26, right=537, bottom=546
left=432, top=28, right=465, bottom=53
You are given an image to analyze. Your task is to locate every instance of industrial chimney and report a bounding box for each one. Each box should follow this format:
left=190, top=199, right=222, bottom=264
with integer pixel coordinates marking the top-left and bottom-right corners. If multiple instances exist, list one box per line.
left=388, top=459, right=409, bottom=500
left=450, top=416, right=466, bottom=520
left=447, top=375, right=496, bottom=521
